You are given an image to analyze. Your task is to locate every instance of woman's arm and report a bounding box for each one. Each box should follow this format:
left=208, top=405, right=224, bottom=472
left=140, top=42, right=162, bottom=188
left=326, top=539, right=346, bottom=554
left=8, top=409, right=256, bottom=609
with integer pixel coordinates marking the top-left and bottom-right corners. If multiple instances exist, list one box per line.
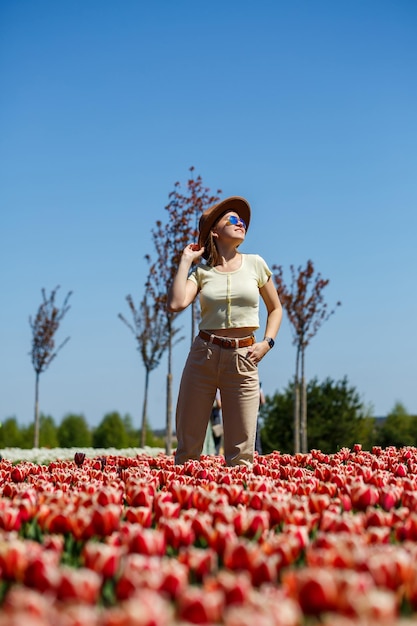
left=167, top=244, right=204, bottom=312
left=246, top=277, right=282, bottom=364
left=260, top=276, right=283, bottom=343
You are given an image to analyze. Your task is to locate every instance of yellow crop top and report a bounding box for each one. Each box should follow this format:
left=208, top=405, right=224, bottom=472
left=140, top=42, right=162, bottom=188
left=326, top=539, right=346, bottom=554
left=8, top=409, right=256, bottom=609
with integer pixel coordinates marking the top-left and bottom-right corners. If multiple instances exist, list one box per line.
left=187, top=254, right=272, bottom=330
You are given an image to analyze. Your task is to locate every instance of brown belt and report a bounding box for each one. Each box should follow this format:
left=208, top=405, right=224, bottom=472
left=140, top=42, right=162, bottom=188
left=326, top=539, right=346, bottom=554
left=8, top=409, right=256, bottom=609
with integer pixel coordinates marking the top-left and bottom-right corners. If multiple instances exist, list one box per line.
left=198, top=330, right=255, bottom=349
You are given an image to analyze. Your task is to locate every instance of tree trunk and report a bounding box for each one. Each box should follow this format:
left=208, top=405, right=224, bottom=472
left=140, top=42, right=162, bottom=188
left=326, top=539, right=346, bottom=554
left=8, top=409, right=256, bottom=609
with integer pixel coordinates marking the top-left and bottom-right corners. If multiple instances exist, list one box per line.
left=34, top=371, right=40, bottom=448
left=166, top=370, right=172, bottom=455
left=141, top=368, right=150, bottom=448
left=300, top=347, right=308, bottom=453
left=293, top=346, right=301, bottom=454
left=165, top=320, right=173, bottom=455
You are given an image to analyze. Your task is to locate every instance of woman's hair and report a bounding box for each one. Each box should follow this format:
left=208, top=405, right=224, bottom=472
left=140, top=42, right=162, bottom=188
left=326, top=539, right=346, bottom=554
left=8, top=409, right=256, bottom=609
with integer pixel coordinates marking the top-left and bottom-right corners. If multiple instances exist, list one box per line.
left=204, top=232, right=220, bottom=267
left=203, top=210, right=229, bottom=266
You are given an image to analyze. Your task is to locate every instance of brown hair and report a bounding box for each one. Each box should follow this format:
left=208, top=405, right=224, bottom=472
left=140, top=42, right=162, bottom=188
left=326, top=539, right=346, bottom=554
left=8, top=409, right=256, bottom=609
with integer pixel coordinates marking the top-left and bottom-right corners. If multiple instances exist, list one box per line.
left=204, top=232, right=221, bottom=267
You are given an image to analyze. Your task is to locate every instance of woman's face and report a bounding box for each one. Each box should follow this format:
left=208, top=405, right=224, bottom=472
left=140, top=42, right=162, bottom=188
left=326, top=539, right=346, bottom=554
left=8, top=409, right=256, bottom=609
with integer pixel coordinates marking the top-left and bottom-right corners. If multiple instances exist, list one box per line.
left=213, top=211, right=247, bottom=242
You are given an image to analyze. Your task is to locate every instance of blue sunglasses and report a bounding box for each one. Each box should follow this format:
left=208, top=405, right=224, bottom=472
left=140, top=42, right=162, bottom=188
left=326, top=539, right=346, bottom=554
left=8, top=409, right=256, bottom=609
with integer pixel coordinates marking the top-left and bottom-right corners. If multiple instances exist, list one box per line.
left=225, top=215, right=247, bottom=230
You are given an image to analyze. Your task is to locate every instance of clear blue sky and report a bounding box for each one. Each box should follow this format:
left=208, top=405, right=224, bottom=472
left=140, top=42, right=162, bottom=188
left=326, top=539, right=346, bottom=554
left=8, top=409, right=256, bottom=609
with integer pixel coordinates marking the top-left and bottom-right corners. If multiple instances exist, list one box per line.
left=1, top=0, right=416, bottom=433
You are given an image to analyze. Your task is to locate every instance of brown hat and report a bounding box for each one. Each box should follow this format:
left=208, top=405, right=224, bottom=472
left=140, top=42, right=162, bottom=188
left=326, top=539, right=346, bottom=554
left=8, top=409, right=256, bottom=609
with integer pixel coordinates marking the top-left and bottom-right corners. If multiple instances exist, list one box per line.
left=198, top=196, right=251, bottom=249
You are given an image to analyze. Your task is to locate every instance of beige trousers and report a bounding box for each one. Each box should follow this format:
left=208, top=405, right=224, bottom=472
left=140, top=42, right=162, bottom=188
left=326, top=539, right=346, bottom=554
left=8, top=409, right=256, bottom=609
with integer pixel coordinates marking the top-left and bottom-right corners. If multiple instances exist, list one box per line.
left=174, top=335, right=260, bottom=466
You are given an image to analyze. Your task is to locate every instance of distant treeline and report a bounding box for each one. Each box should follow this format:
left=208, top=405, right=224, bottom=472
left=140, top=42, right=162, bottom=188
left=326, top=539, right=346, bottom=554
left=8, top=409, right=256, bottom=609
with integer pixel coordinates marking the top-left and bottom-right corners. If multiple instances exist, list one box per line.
left=2, top=378, right=415, bottom=454
left=0, top=412, right=165, bottom=450
left=260, top=377, right=417, bottom=454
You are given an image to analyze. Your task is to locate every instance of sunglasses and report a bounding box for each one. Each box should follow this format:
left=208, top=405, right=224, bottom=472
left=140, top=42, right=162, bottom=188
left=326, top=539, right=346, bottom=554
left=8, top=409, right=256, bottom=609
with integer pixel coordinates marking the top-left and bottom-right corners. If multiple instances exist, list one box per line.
left=225, top=215, right=247, bottom=230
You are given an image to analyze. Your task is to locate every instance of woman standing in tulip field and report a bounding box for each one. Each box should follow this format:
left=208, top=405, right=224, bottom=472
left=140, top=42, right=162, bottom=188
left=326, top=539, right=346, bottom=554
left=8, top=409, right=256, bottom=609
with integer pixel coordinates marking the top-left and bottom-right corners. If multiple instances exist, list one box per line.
left=168, top=196, right=282, bottom=467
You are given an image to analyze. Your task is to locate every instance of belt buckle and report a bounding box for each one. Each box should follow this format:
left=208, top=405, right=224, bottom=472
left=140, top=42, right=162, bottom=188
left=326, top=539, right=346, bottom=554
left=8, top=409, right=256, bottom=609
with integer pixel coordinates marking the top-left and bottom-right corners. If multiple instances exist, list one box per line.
left=222, top=337, right=235, bottom=349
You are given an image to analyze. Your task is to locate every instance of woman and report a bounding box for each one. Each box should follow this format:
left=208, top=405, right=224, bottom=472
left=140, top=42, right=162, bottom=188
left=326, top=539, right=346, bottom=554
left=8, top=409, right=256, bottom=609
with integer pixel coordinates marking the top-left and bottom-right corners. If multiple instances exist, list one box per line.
left=167, top=196, right=282, bottom=466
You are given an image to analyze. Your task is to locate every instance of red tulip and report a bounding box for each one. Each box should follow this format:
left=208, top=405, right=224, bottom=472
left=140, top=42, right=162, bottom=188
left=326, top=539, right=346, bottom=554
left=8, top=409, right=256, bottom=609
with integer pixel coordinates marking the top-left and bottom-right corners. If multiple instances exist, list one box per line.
left=178, top=546, right=217, bottom=581
left=208, top=522, right=237, bottom=556
left=178, top=586, right=224, bottom=624
left=365, top=545, right=413, bottom=591
left=95, top=486, right=123, bottom=507
left=90, top=504, right=121, bottom=537
left=0, top=504, right=22, bottom=531
left=170, top=483, right=195, bottom=508
left=158, top=517, right=195, bottom=551
left=0, top=538, right=42, bottom=582
left=125, top=505, right=152, bottom=527
left=396, top=463, right=408, bottom=477
left=104, top=589, right=174, bottom=626
left=42, top=534, right=64, bottom=554
left=158, top=559, right=189, bottom=599
left=347, top=587, right=398, bottom=622
left=74, top=452, right=86, bottom=466
left=42, top=510, right=73, bottom=535
left=205, top=570, right=252, bottom=606
left=283, top=567, right=339, bottom=614
left=350, top=482, right=379, bottom=511
left=2, top=586, right=54, bottom=621
left=223, top=538, right=261, bottom=572
left=82, top=541, right=122, bottom=578
left=10, top=465, right=27, bottom=483
left=154, top=499, right=181, bottom=521
left=57, top=566, right=102, bottom=604
left=223, top=589, right=301, bottom=626
left=125, top=481, right=155, bottom=507
left=128, top=527, right=166, bottom=556
left=23, top=551, right=61, bottom=592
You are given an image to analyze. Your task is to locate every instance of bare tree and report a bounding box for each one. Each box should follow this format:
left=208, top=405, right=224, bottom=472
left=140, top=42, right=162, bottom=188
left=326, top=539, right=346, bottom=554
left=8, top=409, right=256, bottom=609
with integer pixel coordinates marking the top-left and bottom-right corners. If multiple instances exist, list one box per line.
left=165, top=167, right=221, bottom=343
left=145, top=167, right=221, bottom=454
left=118, top=293, right=171, bottom=447
left=273, top=260, right=341, bottom=453
left=29, top=286, right=72, bottom=448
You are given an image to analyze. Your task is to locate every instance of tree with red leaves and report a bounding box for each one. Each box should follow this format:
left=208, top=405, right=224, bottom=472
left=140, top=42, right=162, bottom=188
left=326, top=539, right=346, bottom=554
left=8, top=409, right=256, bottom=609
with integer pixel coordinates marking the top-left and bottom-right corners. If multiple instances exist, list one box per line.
left=119, top=293, right=171, bottom=447
left=29, top=286, right=72, bottom=448
left=145, top=167, right=221, bottom=454
left=273, top=260, right=341, bottom=453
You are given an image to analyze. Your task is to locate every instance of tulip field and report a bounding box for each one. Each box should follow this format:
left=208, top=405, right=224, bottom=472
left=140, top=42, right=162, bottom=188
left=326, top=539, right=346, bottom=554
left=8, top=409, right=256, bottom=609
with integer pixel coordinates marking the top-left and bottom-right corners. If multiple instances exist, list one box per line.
left=2, top=446, right=417, bottom=625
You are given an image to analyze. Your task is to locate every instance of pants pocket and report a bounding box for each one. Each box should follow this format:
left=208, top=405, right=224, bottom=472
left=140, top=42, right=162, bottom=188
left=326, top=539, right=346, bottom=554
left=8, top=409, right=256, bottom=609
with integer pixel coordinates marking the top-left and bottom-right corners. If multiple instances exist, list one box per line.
left=235, top=351, right=258, bottom=375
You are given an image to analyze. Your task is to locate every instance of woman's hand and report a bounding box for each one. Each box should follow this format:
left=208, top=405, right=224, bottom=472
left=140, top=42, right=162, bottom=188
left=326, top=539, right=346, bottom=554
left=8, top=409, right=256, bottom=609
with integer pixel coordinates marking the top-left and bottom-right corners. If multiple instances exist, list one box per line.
left=246, top=341, right=270, bottom=364
left=183, top=243, right=205, bottom=263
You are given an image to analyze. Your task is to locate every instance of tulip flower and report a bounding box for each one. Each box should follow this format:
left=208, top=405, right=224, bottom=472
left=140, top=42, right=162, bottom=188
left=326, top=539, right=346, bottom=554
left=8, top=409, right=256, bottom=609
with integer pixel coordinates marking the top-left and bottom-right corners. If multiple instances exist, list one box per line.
left=74, top=452, right=86, bottom=467
left=57, top=566, right=102, bottom=604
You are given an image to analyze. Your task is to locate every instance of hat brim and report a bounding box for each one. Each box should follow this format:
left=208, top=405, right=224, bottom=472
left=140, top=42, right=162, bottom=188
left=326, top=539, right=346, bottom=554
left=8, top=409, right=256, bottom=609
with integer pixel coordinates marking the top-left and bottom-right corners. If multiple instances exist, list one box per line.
left=198, top=196, right=251, bottom=249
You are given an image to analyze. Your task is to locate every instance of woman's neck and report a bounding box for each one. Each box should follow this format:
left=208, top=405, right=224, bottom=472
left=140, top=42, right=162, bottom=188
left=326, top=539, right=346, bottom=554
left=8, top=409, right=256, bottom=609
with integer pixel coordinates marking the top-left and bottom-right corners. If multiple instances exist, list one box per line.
left=214, top=249, right=242, bottom=271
